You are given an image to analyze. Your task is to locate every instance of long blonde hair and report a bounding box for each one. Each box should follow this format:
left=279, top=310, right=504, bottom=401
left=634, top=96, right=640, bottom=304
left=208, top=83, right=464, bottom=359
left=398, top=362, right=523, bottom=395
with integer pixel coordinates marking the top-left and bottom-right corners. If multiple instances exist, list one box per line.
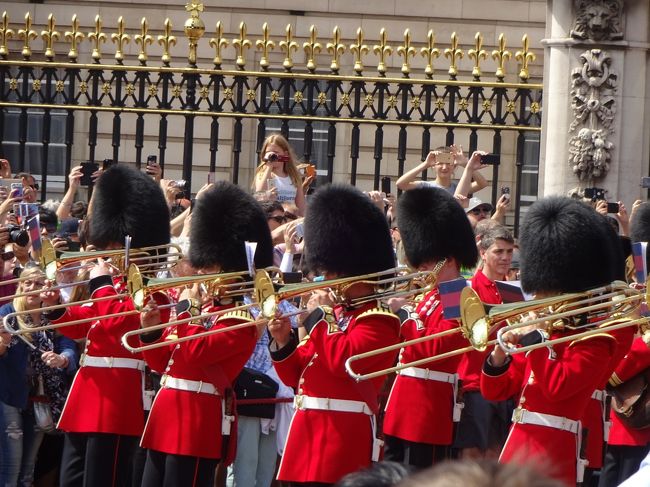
left=253, top=134, right=302, bottom=189
left=13, top=266, right=46, bottom=336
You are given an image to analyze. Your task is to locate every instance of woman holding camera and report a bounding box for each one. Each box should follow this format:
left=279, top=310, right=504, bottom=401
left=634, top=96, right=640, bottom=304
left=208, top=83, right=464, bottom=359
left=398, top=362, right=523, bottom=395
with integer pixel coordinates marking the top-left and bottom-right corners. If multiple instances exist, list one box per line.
left=253, top=134, right=306, bottom=216
left=0, top=266, right=78, bottom=487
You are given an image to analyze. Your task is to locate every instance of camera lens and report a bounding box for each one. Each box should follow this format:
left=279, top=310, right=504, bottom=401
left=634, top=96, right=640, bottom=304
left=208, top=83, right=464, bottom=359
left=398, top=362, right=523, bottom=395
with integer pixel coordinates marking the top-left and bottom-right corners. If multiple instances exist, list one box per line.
left=6, top=225, right=29, bottom=247
left=264, top=152, right=279, bottom=163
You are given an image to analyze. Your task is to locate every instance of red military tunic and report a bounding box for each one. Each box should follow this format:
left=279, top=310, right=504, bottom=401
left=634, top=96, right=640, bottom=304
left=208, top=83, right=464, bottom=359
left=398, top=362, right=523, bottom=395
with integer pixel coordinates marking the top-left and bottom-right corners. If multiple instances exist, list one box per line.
left=607, top=335, right=650, bottom=447
left=458, top=270, right=502, bottom=393
left=481, top=330, right=625, bottom=486
left=272, top=302, right=400, bottom=484
left=580, top=327, right=635, bottom=469
left=141, top=304, right=257, bottom=459
left=383, top=288, right=467, bottom=445
left=54, top=275, right=160, bottom=436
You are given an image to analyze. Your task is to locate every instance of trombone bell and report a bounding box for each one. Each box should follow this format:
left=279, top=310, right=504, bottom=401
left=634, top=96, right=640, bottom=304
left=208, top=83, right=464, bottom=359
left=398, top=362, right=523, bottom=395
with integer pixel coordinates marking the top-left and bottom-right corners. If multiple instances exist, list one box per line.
left=459, top=287, right=490, bottom=351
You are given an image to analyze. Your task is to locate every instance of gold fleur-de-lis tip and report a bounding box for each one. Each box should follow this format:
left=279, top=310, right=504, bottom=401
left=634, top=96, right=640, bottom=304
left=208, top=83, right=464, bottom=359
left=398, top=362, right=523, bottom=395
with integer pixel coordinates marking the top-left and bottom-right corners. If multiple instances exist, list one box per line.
left=1, top=12, right=15, bottom=58
left=256, top=22, right=275, bottom=70
left=444, top=32, right=464, bottom=77
left=157, top=18, right=177, bottom=64
left=326, top=26, right=345, bottom=73
left=111, top=16, right=131, bottom=62
left=492, top=33, right=511, bottom=80
left=303, top=25, right=322, bottom=73
left=468, top=32, right=487, bottom=78
left=18, top=12, right=38, bottom=59
left=88, top=14, right=107, bottom=61
left=233, top=21, right=252, bottom=69
left=397, top=28, right=416, bottom=76
left=41, top=14, right=60, bottom=60
left=135, top=17, right=153, bottom=63
left=373, top=28, right=392, bottom=76
left=421, top=29, right=440, bottom=78
left=279, top=23, right=298, bottom=70
left=65, top=14, right=84, bottom=61
left=515, top=34, right=536, bottom=81
left=209, top=20, right=229, bottom=67
left=350, top=27, right=368, bottom=75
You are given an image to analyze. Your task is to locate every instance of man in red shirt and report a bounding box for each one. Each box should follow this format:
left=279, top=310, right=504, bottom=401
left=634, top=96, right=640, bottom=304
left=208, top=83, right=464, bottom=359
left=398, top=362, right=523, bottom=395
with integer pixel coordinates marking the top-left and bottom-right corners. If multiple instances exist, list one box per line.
left=455, top=224, right=514, bottom=459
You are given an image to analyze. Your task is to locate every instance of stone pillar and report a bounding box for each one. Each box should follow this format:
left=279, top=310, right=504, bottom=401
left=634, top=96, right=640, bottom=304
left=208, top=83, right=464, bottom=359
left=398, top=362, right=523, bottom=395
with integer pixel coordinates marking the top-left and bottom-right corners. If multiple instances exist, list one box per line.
left=540, top=0, right=650, bottom=205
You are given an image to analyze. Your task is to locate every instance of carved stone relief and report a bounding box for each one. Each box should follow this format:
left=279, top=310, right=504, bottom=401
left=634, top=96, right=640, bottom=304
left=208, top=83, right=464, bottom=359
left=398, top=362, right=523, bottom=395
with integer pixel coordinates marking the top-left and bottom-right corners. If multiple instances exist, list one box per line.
left=571, top=0, right=623, bottom=42
left=568, top=49, right=617, bottom=180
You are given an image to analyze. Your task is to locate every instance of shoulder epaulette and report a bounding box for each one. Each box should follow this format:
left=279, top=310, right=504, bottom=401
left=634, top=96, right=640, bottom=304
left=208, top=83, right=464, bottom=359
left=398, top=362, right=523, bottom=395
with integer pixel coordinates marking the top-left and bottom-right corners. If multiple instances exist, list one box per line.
left=568, top=332, right=616, bottom=348
left=357, top=307, right=398, bottom=321
left=217, top=309, right=253, bottom=322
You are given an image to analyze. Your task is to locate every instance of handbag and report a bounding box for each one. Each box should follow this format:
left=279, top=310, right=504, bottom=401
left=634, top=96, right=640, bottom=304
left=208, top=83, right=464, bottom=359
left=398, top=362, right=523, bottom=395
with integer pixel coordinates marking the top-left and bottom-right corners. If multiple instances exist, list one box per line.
left=32, top=375, right=55, bottom=433
left=234, top=367, right=279, bottom=419
left=610, top=367, right=650, bottom=430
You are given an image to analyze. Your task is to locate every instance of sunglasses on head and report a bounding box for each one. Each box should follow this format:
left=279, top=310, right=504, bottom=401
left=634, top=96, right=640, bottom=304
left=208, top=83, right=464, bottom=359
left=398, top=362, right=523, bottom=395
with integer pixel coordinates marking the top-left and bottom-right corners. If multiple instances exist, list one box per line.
left=0, top=251, right=14, bottom=261
left=268, top=215, right=286, bottom=224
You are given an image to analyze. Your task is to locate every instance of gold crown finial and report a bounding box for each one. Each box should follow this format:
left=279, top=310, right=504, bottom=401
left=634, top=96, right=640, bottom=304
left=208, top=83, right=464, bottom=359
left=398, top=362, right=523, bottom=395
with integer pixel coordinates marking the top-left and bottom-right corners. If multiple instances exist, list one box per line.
left=64, top=14, right=84, bottom=61
left=350, top=27, right=368, bottom=75
left=279, top=24, right=298, bottom=71
left=256, top=23, right=275, bottom=70
left=111, top=16, right=131, bottom=63
left=18, top=12, right=37, bottom=59
left=303, top=25, right=322, bottom=73
left=233, top=22, right=252, bottom=69
left=326, top=26, right=345, bottom=73
left=88, top=15, right=107, bottom=61
left=158, top=18, right=176, bottom=65
left=420, top=29, right=440, bottom=78
left=515, top=34, right=536, bottom=81
left=492, top=33, right=511, bottom=80
left=185, top=2, right=204, bottom=17
left=134, top=18, right=152, bottom=63
left=373, top=28, right=392, bottom=76
left=468, top=32, right=487, bottom=78
left=41, top=14, right=60, bottom=60
left=397, top=29, right=416, bottom=76
left=209, top=21, right=228, bottom=68
left=444, top=32, right=463, bottom=77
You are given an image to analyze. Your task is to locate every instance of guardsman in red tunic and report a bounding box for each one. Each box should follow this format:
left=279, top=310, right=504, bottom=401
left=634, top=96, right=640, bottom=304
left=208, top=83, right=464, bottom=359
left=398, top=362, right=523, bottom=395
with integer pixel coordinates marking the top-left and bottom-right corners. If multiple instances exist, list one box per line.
left=137, top=182, right=271, bottom=487
left=599, top=335, right=650, bottom=486
left=382, top=186, right=479, bottom=469
left=481, top=196, right=635, bottom=486
left=44, top=165, right=171, bottom=487
left=455, top=223, right=515, bottom=459
left=267, top=184, right=401, bottom=486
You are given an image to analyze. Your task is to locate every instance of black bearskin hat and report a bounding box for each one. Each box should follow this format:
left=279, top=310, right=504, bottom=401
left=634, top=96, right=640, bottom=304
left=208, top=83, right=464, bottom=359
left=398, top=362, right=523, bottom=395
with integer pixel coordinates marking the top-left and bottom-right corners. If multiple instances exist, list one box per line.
left=87, top=164, right=170, bottom=249
left=189, top=181, right=273, bottom=272
left=631, top=202, right=650, bottom=243
left=304, top=184, right=394, bottom=277
left=520, top=196, right=621, bottom=294
left=397, top=186, right=478, bottom=269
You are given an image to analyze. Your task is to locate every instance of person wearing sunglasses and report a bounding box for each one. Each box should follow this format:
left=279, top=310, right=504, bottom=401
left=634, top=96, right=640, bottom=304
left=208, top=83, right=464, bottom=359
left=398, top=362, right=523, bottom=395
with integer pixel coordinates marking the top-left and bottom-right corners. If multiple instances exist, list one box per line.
left=252, top=134, right=306, bottom=216
left=465, top=197, right=494, bottom=229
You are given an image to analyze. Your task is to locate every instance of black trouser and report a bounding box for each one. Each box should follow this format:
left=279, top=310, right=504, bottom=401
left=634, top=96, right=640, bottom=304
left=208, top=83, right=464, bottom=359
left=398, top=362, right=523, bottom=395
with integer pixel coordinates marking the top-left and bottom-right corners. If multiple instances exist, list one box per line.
left=59, top=432, right=138, bottom=487
left=140, top=449, right=218, bottom=487
left=598, top=444, right=650, bottom=487
left=383, top=434, right=449, bottom=470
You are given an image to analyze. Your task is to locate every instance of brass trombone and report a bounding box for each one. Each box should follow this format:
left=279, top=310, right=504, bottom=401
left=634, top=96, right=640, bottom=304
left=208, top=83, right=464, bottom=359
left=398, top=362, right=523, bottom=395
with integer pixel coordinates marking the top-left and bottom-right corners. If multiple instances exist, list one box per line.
left=122, top=265, right=439, bottom=352
left=41, top=239, right=183, bottom=281
left=345, top=281, right=647, bottom=381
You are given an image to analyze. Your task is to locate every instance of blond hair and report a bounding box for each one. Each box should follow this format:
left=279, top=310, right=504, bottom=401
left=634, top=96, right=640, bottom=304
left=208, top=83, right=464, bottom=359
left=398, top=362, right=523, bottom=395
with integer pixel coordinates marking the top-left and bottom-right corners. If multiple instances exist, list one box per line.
left=253, top=134, right=302, bottom=189
left=13, top=266, right=46, bottom=338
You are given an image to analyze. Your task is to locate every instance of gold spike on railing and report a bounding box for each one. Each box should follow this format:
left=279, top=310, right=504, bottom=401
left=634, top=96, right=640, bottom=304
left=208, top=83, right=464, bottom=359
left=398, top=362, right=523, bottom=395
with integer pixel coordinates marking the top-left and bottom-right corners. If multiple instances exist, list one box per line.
left=279, top=24, right=298, bottom=71
left=0, top=12, right=14, bottom=59
left=233, top=22, right=251, bottom=69
left=256, top=22, right=275, bottom=71
left=326, top=26, right=345, bottom=73
left=492, top=33, right=511, bottom=80
left=184, top=2, right=205, bottom=66
left=135, top=18, right=152, bottom=64
left=41, top=14, right=59, bottom=60
left=397, top=29, right=416, bottom=76
left=18, top=13, right=37, bottom=59
left=303, top=25, right=322, bottom=73
left=515, top=34, right=536, bottom=81
left=88, top=15, right=107, bottom=62
left=468, top=32, right=487, bottom=78
left=209, top=21, right=228, bottom=68
left=111, top=17, right=130, bottom=63
left=420, top=29, right=440, bottom=78
left=65, top=15, right=84, bottom=62
left=350, top=27, right=368, bottom=75
left=158, top=19, right=176, bottom=65
left=373, top=28, right=392, bottom=76
left=444, top=32, right=463, bottom=78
